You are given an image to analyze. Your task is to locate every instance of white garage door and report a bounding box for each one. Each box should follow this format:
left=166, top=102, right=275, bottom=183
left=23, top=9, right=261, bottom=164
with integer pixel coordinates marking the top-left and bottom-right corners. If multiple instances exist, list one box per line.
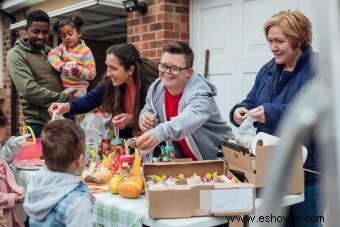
left=191, top=0, right=321, bottom=130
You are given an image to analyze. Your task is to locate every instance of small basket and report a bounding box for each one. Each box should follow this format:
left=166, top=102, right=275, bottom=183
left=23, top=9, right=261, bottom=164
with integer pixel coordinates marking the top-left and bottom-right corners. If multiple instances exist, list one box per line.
left=15, top=126, right=42, bottom=161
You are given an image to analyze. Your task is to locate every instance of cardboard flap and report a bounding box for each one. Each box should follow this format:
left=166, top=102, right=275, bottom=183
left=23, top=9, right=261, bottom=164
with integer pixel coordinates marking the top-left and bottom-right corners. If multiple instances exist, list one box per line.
left=256, top=145, right=303, bottom=174
left=143, top=160, right=225, bottom=177
left=222, top=145, right=254, bottom=173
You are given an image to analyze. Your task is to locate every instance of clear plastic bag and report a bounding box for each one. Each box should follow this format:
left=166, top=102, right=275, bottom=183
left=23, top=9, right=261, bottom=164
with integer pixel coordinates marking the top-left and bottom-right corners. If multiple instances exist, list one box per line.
left=80, top=113, right=106, bottom=142
left=235, top=114, right=256, bottom=150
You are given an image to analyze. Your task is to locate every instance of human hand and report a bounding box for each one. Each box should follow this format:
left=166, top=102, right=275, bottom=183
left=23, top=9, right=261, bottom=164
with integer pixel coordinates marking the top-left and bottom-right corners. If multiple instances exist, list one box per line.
left=249, top=105, right=266, bottom=123
left=48, top=103, right=70, bottom=115
left=136, top=131, right=158, bottom=152
left=71, top=65, right=81, bottom=77
left=6, top=134, right=31, bottom=153
left=112, top=113, right=133, bottom=129
left=15, top=193, right=25, bottom=204
left=61, top=65, right=70, bottom=76
left=12, top=134, right=31, bottom=147
left=233, top=107, right=249, bottom=125
left=140, top=113, right=157, bottom=131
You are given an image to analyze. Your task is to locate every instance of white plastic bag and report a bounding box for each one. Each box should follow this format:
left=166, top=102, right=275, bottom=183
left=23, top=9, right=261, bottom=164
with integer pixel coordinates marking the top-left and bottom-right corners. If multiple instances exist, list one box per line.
left=80, top=113, right=106, bottom=142
left=235, top=114, right=256, bottom=150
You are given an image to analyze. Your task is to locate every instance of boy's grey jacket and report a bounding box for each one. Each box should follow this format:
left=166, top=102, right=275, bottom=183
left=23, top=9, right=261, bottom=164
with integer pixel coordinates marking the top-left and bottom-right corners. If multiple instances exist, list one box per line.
left=140, top=72, right=233, bottom=160
left=23, top=167, right=92, bottom=227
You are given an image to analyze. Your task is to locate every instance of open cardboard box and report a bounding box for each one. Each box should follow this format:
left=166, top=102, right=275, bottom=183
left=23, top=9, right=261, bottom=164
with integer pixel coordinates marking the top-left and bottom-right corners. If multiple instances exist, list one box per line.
left=143, top=160, right=255, bottom=219
left=222, top=142, right=304, bottom=195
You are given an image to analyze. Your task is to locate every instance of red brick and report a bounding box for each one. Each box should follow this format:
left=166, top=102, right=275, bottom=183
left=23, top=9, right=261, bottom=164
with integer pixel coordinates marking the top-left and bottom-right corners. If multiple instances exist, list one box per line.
left=180, top=32, right=189, bottom=40
left=127, top=18, right=141, bottom=26
left=175, top=6, right=189, bottom=13
left=156, top=31, right=165, bottom=39
left=181, top=14, right=189, bottom=23
left=148, top=5, right=162, bottom=15
left=127, top=35, right=141, bottom=43
left=164, top=22, right=174, bottom=30
left=127, top=0, right=189, bottom=59
left=150, top=22, right=162, bottom=31
left=141, top=41, right=149, bottom=49
left=164, top=30, right=180, bottom=39
left=128, top=27, right=134, bottom=36
left=160, top=4, right=174, bottom=12
left=164, top=13, right=180, bottom=23
left=180, top=0, right=189, bottom=5
left=142, top=15, right=156, bottom=24
left=168, top=0, right=180, bottom=4
left=142, top=32, right=156, bottom=41
left=140, top=24, right=150, bottom=33
left=127, top=13, right=135, bottom=20
left=149, top=40, right=166, bottom=48
left=157, top=13, right=165, bottom=22
left=141, top=49, right=157, bottom=58
left=146, top=0, right=156, bottom=6
left=133, top=26, right=139, bottom=34
left=175, top=23, right=190, bottom=33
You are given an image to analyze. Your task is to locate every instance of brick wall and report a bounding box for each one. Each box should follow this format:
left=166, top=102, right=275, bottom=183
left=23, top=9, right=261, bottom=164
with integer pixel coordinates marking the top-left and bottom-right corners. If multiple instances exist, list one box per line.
left=127, top=0, right=190, bottom=63
left=2, top=10, right=26, bottom=136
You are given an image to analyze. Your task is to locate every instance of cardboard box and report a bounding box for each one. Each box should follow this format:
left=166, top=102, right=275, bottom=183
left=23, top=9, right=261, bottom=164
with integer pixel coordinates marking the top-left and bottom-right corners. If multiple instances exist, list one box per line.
left=143, top=160, right=255, bottom=219
left=222, top=142, right=304, bottom=195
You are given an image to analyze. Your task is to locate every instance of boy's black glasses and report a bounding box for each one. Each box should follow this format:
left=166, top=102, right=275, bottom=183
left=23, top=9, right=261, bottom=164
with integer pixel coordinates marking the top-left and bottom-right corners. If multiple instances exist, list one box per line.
left=157, top=62, right=190, bottom=76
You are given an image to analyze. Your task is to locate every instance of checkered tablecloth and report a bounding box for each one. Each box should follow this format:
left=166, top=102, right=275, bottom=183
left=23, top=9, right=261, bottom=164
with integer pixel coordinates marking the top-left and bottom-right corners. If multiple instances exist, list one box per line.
left=15, top=169, right=148, bottom=227
left=94, top=193, right=147, bottom=227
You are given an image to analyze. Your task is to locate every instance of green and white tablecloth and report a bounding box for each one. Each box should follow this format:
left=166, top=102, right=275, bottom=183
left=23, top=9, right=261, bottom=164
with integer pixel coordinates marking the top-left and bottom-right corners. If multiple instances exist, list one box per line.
left=15, top=169, right=147, bottom=227
left=94, top=193, right=147, bottom=227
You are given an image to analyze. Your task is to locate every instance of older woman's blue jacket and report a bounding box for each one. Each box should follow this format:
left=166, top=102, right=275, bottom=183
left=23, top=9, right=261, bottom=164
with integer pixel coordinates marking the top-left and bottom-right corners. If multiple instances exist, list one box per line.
left=229, top=46, right=320, bottom=183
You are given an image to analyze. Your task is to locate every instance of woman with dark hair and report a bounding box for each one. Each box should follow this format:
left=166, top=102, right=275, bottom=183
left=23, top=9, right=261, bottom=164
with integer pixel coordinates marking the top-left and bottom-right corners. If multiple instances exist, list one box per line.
left=48, top=43, right=159, bottom=138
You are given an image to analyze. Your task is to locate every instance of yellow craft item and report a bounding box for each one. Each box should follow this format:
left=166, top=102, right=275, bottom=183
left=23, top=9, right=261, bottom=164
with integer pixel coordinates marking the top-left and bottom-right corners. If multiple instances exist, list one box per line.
left=102, top=153, right=115, bottom=168
left=132, top=148, right=141, bottom=176
left=205, top=172, right=212, bottom=181
left=212, top=171, right=218, bottom=178
left=177, top=174, right=185, bottom=180
left=125, top=139, right=130, bottom=155
left=155, top=175, right=162, bottom=183
left=108, top=175, right=125, bottom=194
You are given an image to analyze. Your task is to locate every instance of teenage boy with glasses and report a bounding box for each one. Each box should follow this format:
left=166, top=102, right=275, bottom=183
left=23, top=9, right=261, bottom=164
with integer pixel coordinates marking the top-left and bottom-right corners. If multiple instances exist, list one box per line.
left=137, top=41, right=233, bottom=160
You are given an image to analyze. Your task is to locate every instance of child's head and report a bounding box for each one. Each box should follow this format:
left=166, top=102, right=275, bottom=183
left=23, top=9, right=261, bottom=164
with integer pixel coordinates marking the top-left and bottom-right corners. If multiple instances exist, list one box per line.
left=0, top=107, right=7, bottom=142
left=53, top=16, right=84, bottom=48
left=41, top=119, right=86, bottom=172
